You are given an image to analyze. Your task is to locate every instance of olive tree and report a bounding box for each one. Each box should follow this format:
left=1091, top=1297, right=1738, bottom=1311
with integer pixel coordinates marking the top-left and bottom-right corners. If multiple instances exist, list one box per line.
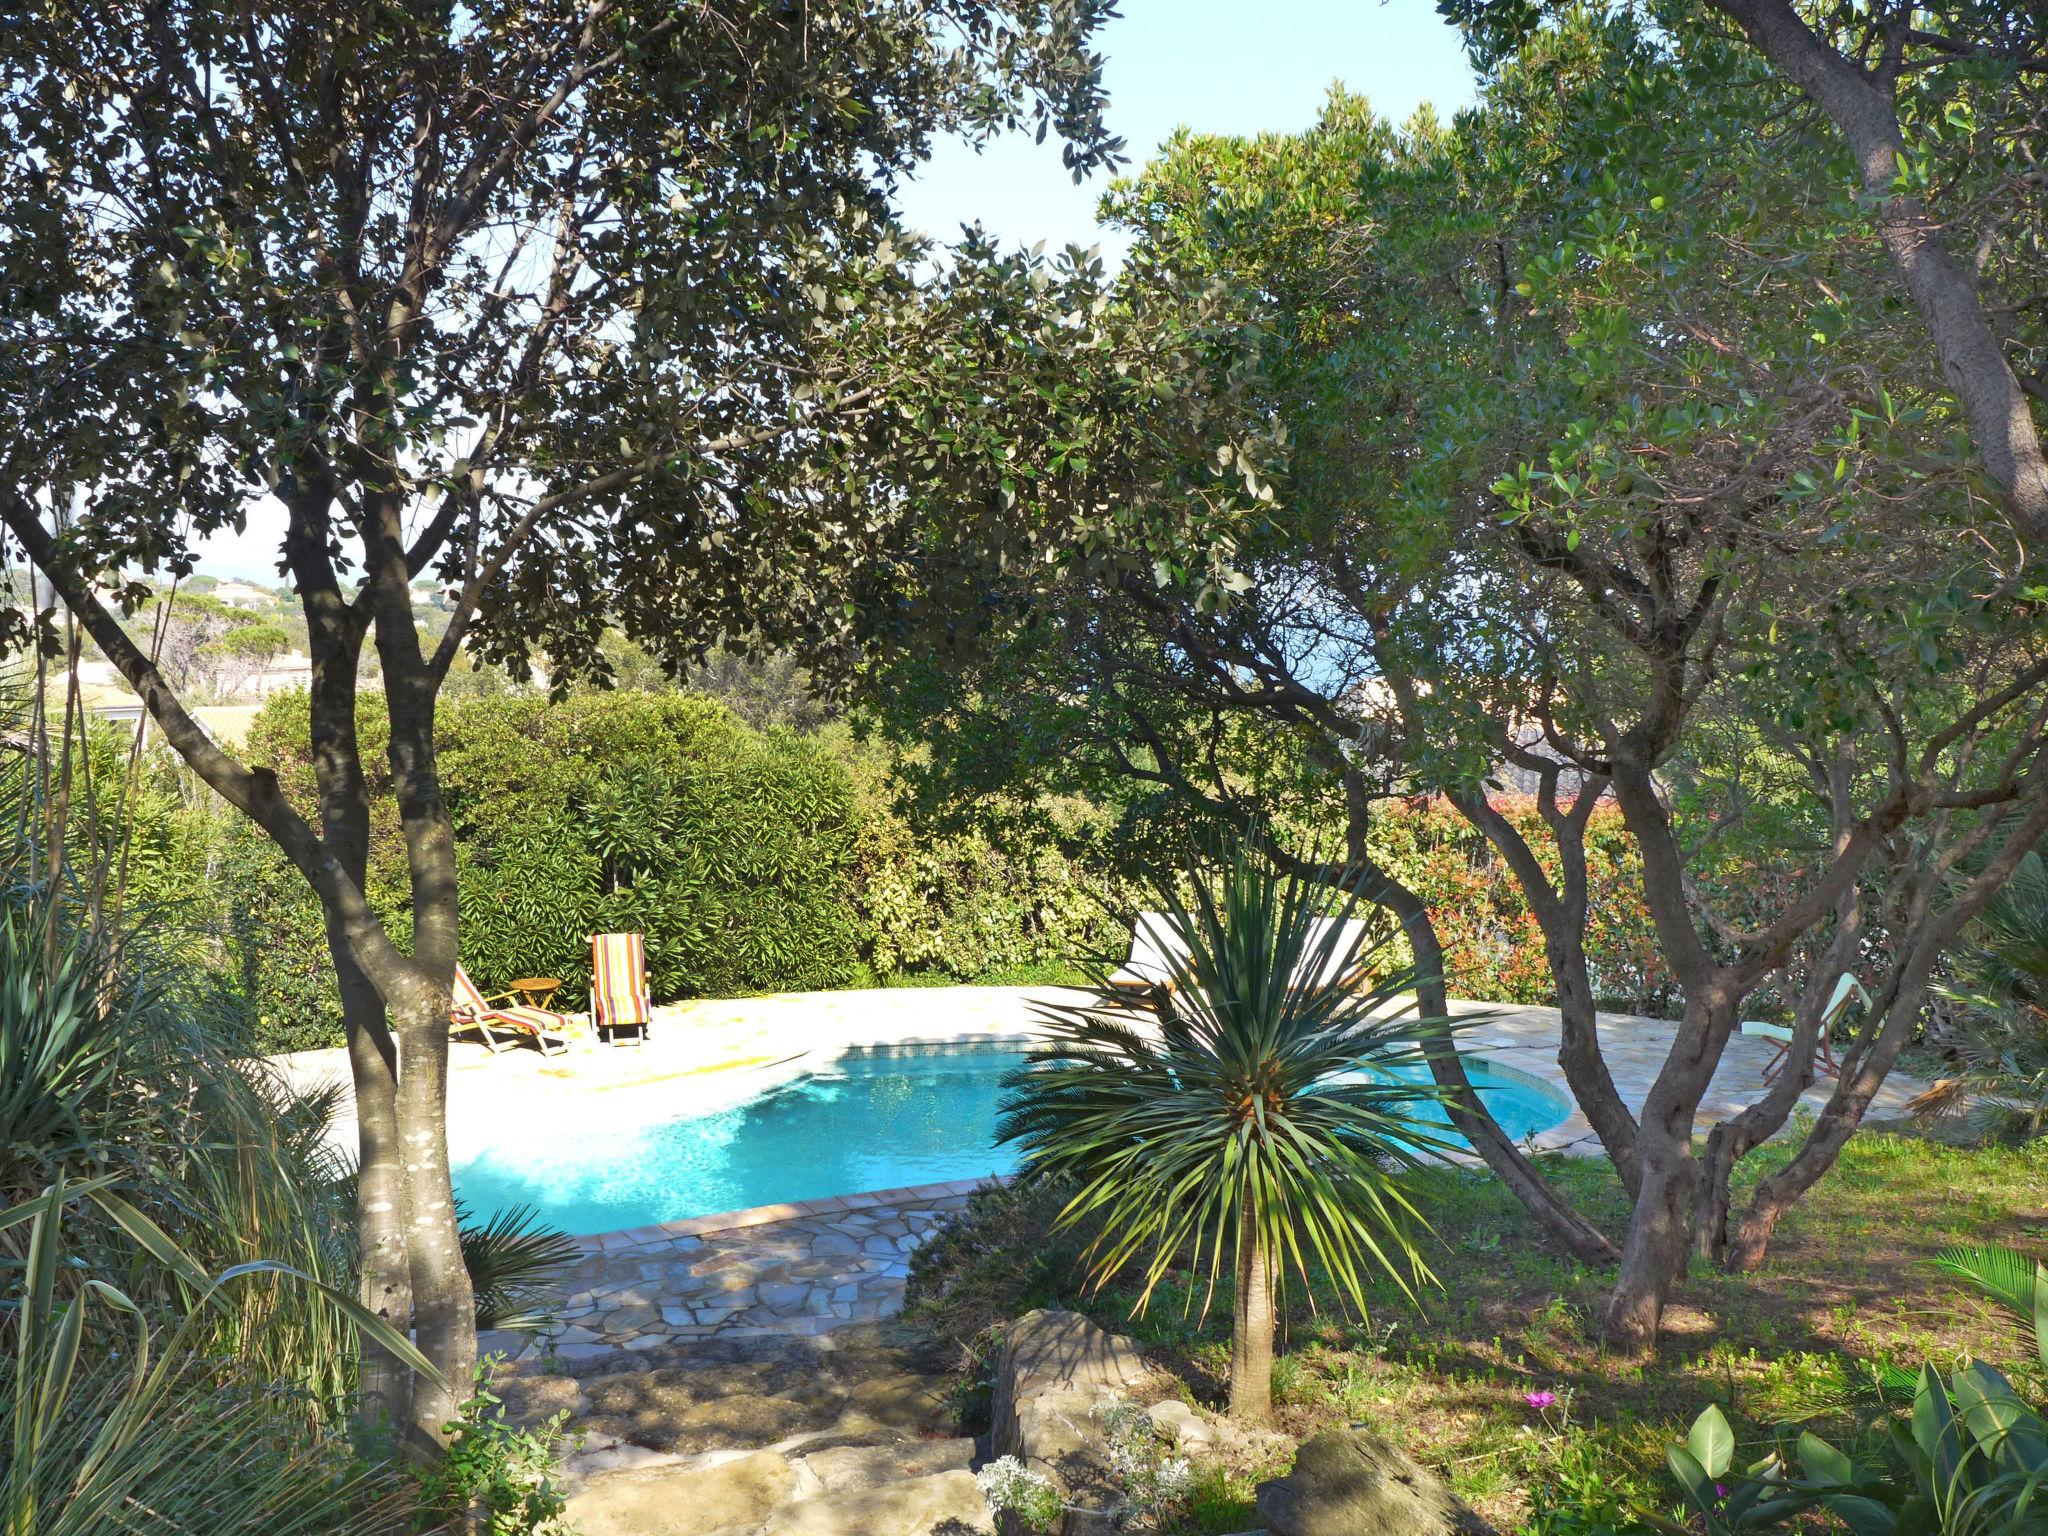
left=0, top=0, right=1123, bottom=1452
left=1441, top=0, right=2048, bottom=539
left=879, top=12, right=2048, bottom=1350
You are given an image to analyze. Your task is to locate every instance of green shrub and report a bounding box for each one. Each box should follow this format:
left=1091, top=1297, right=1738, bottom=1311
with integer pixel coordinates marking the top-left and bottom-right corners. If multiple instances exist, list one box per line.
left=410, top=1375, right=577, bottom=1536
left=213, top=692, right=1133, bottom=1053
left=906, top=1174, right=1085, bottom=1352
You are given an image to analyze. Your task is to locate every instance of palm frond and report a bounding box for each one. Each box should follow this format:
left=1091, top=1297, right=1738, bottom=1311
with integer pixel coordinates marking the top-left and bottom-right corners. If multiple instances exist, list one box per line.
left=1933, top=1242, right=2048, bottom=1366
left=458, top=1199, right=583, bottom=1333
left=1001, top=842, right=1459, bottom=1331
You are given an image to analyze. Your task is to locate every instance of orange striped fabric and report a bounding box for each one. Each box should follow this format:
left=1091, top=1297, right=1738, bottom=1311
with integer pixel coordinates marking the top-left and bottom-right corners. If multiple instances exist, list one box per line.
left=590, top=932, right=652, bottom=1030
left=450, top=965, right=492, bottom=1021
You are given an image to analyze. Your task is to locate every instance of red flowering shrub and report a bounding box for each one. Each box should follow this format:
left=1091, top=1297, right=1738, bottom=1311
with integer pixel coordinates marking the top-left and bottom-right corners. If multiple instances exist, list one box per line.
left=1368, top=796, right=1676, bottom=1016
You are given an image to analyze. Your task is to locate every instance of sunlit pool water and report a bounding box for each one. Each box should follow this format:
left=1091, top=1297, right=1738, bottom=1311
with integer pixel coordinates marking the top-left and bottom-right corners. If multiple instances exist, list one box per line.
left=451, top=1040, right=1573, bottom=1236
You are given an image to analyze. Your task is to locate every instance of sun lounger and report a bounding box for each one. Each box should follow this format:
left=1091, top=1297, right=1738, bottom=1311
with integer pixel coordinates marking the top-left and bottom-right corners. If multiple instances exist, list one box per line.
left=1107, top=911, right=1192, bottom=1000
left=589, top=931, right=653, bottom=1046
left=1294, top=916, right=1372, bottom=993
left=449, top=965, right=579, bottom=1056
left=1742, top=972, right=1871, bottom=1082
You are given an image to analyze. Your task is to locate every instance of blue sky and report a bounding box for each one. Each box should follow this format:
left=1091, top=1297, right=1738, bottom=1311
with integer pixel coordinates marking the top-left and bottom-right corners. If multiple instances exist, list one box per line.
left=196, top=0, right=1477, bottom=580
left=894, top=0, right=1479, bottom=261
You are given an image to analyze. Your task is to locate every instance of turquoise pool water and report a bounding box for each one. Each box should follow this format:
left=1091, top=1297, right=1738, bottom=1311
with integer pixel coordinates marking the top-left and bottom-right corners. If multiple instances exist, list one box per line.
left=451, top=1041, right=1573, bottom=1236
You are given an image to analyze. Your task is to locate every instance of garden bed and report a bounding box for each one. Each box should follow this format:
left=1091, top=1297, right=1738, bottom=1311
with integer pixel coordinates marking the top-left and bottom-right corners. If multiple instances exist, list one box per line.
left=907, top=1128, right=2048, bottom=1533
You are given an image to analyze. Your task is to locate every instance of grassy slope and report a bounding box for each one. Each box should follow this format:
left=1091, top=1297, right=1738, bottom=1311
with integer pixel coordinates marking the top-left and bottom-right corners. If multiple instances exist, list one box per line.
left=920, top=1128, right=2048, bottom=1533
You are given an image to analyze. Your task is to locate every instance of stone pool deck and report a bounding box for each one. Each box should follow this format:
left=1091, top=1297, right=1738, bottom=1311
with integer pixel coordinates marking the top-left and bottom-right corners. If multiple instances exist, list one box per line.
left=268, top=985, right=1925, bottom=1367
left=478, top=1181, right=984, bottom=1367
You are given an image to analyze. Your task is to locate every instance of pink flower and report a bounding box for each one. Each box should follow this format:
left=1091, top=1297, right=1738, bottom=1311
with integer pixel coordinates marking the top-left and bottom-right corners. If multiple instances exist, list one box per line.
left=1526, top=1390, right=1558, bottom=1409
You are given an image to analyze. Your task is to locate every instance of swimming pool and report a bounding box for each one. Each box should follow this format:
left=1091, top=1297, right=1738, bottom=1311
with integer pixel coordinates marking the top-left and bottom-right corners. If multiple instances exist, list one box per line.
left=451, top=1040, right=1573, bottom=1236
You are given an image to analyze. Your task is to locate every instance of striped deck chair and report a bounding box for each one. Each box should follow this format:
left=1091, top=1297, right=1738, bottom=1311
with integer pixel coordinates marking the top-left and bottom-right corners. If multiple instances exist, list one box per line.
left=449, top=966, right=578, bottom=1056
left=589, top=932, right=652, bottom=1046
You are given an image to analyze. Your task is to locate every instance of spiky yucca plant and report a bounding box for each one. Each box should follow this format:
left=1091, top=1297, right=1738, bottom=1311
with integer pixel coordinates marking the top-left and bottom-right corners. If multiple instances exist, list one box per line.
left=997, top=847, right=1455, bottom=1421
left=1910, top=845, right=2048, bottom=1141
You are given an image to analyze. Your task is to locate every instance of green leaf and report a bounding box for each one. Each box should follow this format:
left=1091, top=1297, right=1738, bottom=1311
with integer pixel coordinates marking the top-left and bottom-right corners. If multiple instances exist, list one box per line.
left=1799, top=1430, right=1854, bottom=1487
left=1688, top=1405, right=1736, bottom=1479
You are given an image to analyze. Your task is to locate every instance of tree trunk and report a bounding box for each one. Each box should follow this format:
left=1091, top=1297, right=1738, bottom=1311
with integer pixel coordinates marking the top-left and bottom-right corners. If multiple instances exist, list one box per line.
left=1600, top=983, right=1743, bottom=1345
left=1550, top=944, right=1642, bottom=1197
left=393, top=975, right=476, bottom=1454
left=373, top=536, right=478, bottom=1454
left=343, top=963, right=414, bottom=1435
left=1603, top=1131, right=1697, bottom=1350
left=1229, top=1188, right=1274, bottom=1423
left=1449, top=789, right=1643, bottom=1194
left=1373, top=868, right=1618, bottom=1263
left=292, top=527, right=423, bottom=1437
left=1707, top=0, right=2048, bottom=538
left=1726, top=961, right=1926, bottom=1269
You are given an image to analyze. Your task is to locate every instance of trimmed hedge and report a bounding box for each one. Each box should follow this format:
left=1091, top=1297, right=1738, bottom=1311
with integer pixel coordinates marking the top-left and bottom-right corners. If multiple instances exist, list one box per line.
left=208, top=692, right=1130, bottom=1052
left=160, top=694, right=1677, bottom=1054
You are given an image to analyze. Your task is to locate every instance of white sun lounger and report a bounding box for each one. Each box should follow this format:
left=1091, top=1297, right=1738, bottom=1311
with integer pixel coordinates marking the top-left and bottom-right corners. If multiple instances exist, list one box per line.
left=1107, top=911, right=1192, bottom=997
left=1293, top=916, right=1372, bottom=993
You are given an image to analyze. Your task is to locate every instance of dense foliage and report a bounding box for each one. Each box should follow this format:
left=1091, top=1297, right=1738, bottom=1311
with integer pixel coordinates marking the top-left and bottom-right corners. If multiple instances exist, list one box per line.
left=1370, top=796, right=1672, bottom=1016
left=190, top=690, right=1133, bottom=1052
left=115, top=685, right=1683, bottom=1054
left=0, top=874, right=417, bottom=1530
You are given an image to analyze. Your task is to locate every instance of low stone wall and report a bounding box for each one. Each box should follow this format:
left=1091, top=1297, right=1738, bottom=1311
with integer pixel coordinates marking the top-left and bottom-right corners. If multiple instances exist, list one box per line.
left=480, top=1180, right=988, bottom=1365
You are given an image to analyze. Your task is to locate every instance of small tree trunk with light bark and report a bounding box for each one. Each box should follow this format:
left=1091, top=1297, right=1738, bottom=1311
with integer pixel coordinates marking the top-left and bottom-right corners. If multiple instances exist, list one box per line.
left=1229, top=1190, right=1275, bottom=1422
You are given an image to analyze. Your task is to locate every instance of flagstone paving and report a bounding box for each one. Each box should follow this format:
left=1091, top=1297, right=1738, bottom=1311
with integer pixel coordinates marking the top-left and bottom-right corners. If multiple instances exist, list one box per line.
left=478, top=1182, right=983, bottom=1367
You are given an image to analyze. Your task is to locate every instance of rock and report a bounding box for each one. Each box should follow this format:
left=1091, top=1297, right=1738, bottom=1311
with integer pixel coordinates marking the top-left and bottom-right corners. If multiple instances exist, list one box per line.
left=1145, top=1398, right=1215, bottom=1451
left=994, top=1310, right=1153, bottom=1432
left=560, top=1441, right=688, bottom=1482
left=799, top=1437, right=977, bottom=1494
left=563, top=1449, right=797, bottom=1536
left=1256, top=1428, right=1494, bottom=1536
left=598, top=1303, right=661, bottom=1336
left=753, top=1469, right=995, bottom=1535
left=992, top=1309, right=1157, bottom=1534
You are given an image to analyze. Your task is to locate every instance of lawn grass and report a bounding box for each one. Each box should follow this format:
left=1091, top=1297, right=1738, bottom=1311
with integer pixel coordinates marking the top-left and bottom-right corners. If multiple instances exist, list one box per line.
left=914, top=1126, right=2048, bottom=1533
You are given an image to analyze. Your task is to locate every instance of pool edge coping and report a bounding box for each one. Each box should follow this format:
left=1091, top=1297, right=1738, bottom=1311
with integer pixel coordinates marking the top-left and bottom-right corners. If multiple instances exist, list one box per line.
left=574, top=1174, right=1001, bottom=1254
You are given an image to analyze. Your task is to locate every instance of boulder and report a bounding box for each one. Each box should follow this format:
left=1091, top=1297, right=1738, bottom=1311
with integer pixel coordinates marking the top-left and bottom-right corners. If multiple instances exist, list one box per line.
left=1144, top=1398, right=1216, bottom=1453
left=752, top=1469, right=996, bottom=1535
left=1256, top=1428, right=1494, bottom=1536
left=991, top=1309, right=1157, bottom=1535
left=563, top=1450, right=798, bottom=1536
left=993, top=1310, right=1153, bottom=1445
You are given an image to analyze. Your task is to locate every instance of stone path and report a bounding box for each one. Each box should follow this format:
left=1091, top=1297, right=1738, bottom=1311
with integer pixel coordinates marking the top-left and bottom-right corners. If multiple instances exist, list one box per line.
left=491, top=1319, right=992, bottom=1535
left=478, top=1182, right=982, bottom=1367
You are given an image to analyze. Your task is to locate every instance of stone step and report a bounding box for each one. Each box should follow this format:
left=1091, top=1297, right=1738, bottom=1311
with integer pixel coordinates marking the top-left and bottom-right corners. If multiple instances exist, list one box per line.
left=793, top=1437, right=975, bottom=1496
left=564, top=1441, right=992, bottom=1536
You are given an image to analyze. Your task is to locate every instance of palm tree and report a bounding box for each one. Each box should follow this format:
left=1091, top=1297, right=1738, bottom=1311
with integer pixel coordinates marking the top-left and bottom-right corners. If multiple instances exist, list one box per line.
left=997, top=847, right=1455, bottom=1421
left=1910, top=842, right=2048, bottom=1140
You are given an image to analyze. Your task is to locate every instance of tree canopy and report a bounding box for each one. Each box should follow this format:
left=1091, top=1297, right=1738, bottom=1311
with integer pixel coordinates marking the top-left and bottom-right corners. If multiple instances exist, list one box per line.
left=870, top=6, right=2048, bottom=1346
